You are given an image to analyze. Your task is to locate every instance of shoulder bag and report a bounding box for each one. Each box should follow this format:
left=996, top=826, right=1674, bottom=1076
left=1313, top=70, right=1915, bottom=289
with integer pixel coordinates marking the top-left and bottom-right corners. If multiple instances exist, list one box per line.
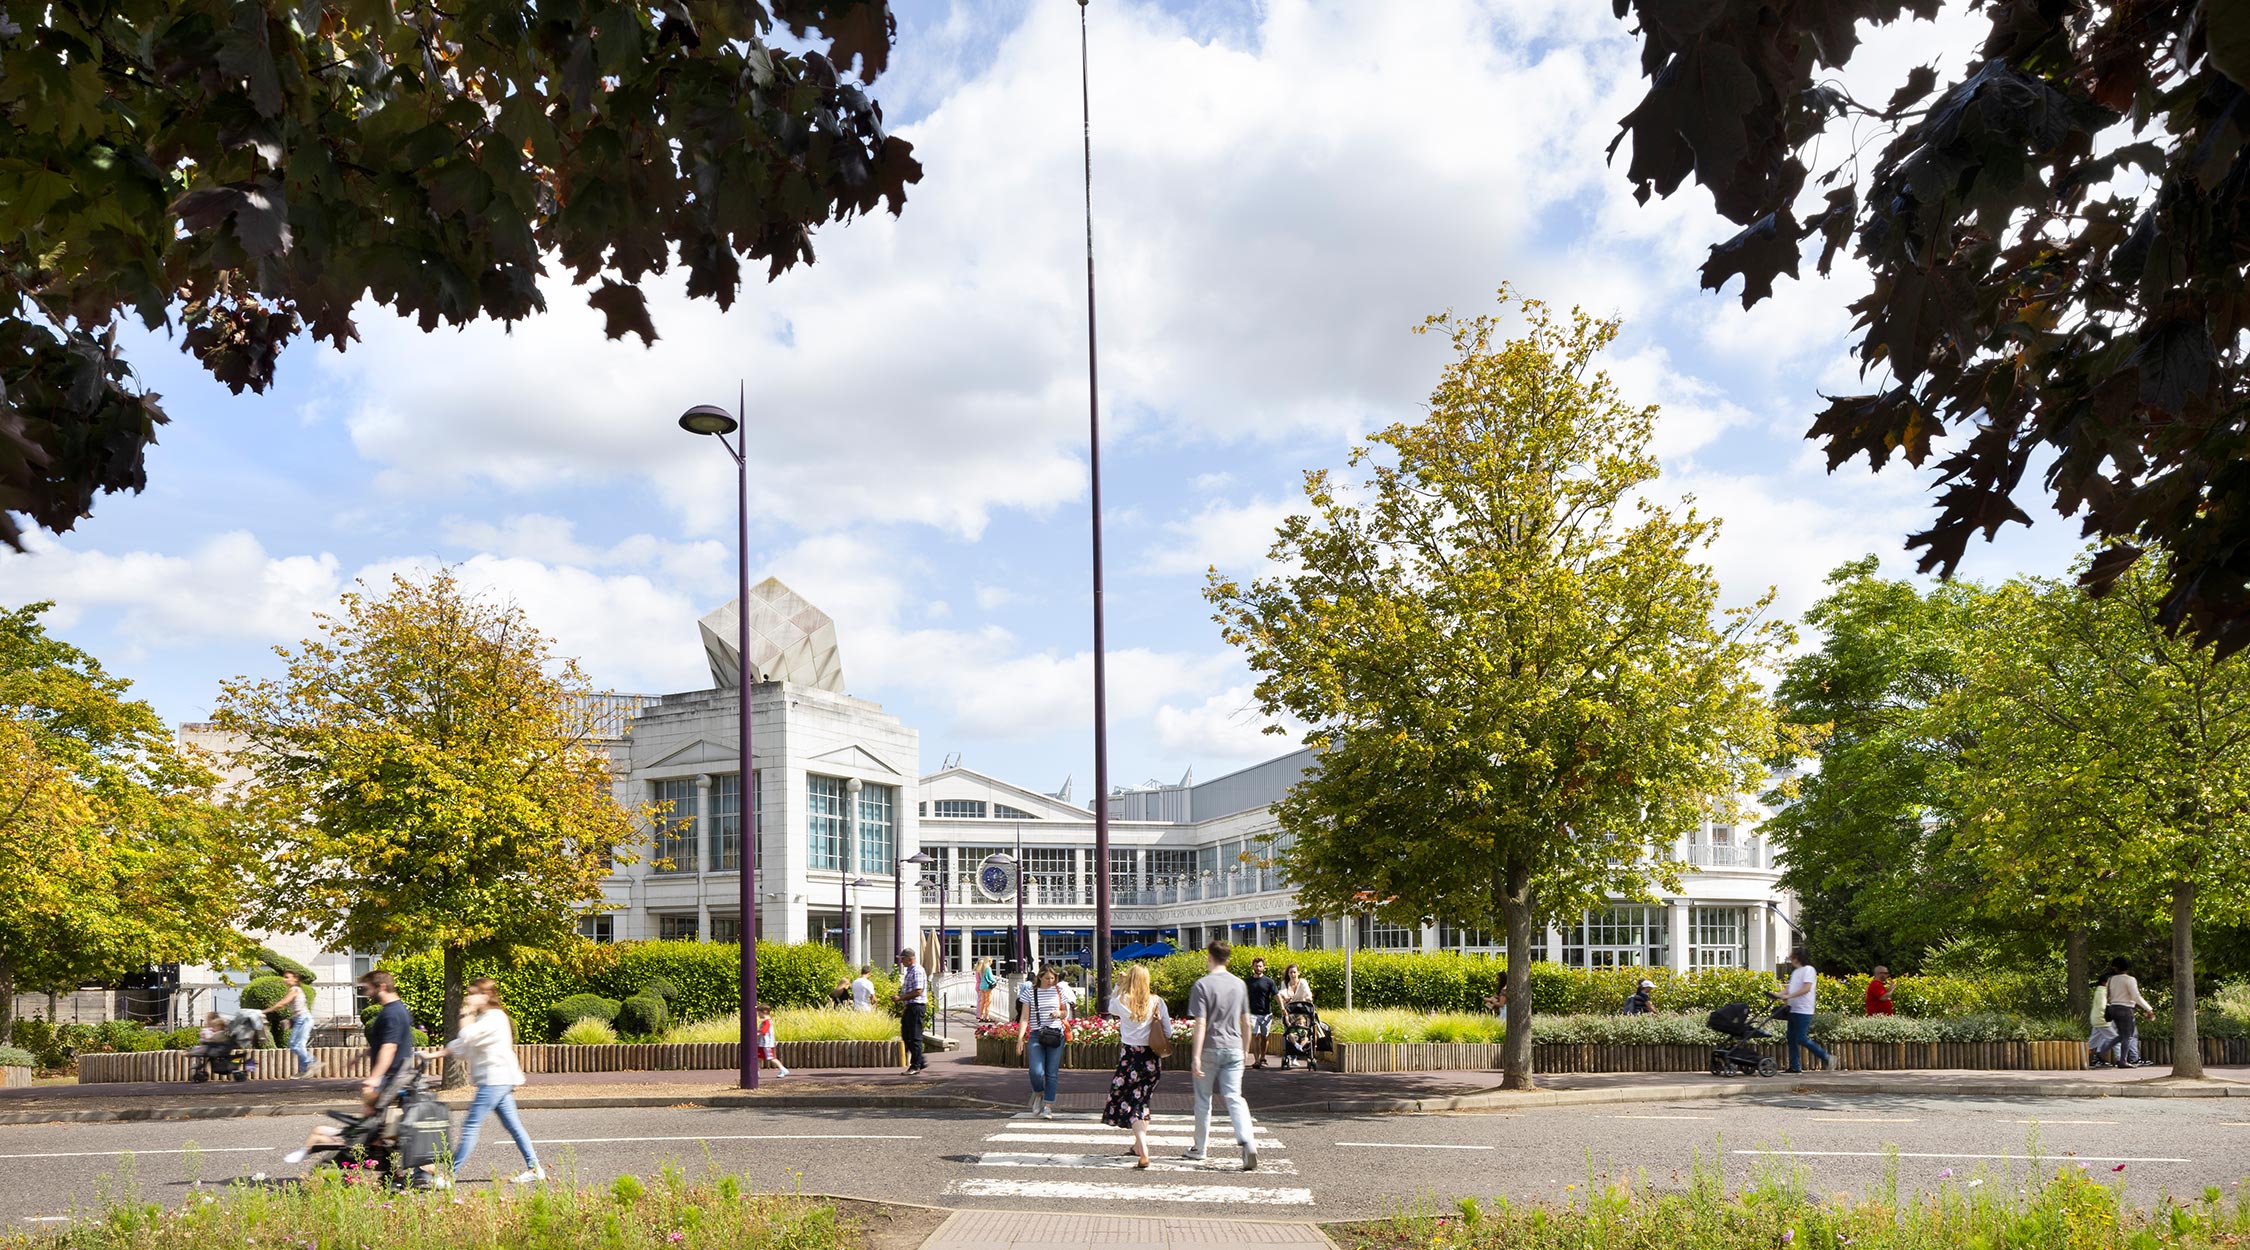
left=1145, top=1005, right=1174, bottom=1059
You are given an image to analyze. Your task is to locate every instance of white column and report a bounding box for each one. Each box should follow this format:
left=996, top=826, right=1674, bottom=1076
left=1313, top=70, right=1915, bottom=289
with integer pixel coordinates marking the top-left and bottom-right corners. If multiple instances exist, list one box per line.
left=1668, top=899, right=1691, bottom=974
left=1544, top=924, right=1565, bottom=964
left=1421, top=921, right=1440, bottom=953
left=693, top=774, right=713, bottom=940
left=1748, top=904, right=1772, bottom=973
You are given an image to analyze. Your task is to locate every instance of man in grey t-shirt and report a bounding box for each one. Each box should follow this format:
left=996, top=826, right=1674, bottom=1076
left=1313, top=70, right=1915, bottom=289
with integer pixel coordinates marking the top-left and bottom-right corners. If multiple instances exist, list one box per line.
left=1185, top=939, right=1257, bottom=1171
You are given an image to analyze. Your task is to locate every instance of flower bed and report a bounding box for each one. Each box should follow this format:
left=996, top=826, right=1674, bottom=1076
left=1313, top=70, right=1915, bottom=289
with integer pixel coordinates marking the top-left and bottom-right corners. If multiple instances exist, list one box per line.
left=1329, top=1039, right=2091, bottom=1073
left=76, top=1039, right=903, bottom=1083
left=973, top=1035, right=1192, bottom=1071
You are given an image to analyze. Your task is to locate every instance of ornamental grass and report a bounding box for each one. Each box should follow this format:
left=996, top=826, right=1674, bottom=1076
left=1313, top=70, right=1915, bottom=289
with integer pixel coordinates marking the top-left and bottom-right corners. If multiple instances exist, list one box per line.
left=0, top=1162, right=843, bottom=1250
left=661, top=1009, right=902, bottom=1045
left=1345, top=1154, right=2250, bottom=1250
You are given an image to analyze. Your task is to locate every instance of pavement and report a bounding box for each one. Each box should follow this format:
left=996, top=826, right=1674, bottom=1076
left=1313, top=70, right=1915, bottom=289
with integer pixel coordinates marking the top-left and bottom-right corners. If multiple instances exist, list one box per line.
left=8, top=1045, right=2249, bottom=1125
left=5, top=1087, right=2250, bottom=1228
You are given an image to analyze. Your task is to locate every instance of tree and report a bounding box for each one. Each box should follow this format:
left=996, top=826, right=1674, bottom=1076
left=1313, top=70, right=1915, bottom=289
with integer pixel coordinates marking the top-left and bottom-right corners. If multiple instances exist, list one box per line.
left=0, top=0, right=920, bottom=552
left=0, top=603, right=254, bottom=1036
left=1608, top=3, right=2250, bottom=651
left=1763, top=559, right=1987, bottom=976
left=214, top=570, right=642, bottom=1071
left=1946, top=553, right=2250, bottom=1079
left=1208, top=291, right=1798, bottom=1090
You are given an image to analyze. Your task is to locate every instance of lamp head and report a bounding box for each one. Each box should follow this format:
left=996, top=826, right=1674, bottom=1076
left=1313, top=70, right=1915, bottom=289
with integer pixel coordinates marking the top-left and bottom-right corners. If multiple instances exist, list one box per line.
left=902, top=852, right=932, bottom=866
left=678, top=404, right=739, bottom=436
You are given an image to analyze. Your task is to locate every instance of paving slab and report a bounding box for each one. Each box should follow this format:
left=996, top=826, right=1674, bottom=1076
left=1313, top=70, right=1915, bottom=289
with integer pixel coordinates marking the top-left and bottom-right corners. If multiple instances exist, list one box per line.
left=921, top=1209, right=1333, bottom=1250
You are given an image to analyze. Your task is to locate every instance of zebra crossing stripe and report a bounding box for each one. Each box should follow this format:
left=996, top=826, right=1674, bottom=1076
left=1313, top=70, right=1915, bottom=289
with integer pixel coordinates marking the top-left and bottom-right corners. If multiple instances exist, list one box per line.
left=985, top=1132, right=1285, bottom=1149
left=971, top=1151, right=1300, bottom=1176
left=943, top=1178, right=1314, bottom=1206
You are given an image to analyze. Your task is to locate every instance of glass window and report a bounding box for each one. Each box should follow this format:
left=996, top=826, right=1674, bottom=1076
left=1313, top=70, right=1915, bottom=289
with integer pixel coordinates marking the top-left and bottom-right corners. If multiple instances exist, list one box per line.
left=1561, top=905, right=1666, bottom=967
left=1356, top=916, right=1418, bottom=950
left=1025, top=847, right=1074, bottom=903
left=807, top=776, right=845, bottom=871
left=577, top=914, right=615, bottom=943
left=653, top=778, right=698, bottom=873
left=811, top=911, right=847, bottom=951
left=1108, top=849, right=1140, bottom=894
left=971, top=931, right=1012, bottom=964
left=994, top=803, right=1038, bottom=819
left=1690, top=906, right=1747, bottom=968
left=709, top=774, right=744, bottom=872
left=709, top=915, right=742, bottom=944
left=1195, top=845, right=1219, bottom=878
left=858, top=783, right=897, bottom=874
left=1439, top=921, right=1501, bottom=952
left=932, top=799, right=987, bottom=819
left=1147, top=849, right=1194, bottom=881
left=1298, top=922, right=1325, bottom=950
left=658, top=914, right=699, bottom=942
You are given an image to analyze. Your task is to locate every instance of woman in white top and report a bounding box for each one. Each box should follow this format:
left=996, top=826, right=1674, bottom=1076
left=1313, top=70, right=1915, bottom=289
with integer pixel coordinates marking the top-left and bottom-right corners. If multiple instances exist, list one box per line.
left=1276, top=964, right=1315, bottom=1070
left=1100, top=965, right=1171, bottom=1168
left=1016, top=964, right=1072, bottom=1117
left=429, top=977, right=543, bottom=1184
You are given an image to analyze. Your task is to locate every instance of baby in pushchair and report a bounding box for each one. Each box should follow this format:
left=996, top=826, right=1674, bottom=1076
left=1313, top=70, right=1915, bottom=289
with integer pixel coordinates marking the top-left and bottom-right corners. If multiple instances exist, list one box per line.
left=189, top=1008, right=267, bottom=1082
left=1282, top=1000, right=1325, bottom=1071
left=1705, top=1002, right=1780, bottom=1078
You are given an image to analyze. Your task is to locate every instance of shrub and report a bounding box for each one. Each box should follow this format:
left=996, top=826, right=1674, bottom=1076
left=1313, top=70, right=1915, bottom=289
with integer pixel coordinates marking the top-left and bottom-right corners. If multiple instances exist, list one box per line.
left=0, top=1045, right=35, bottom=1068
left=559, top=1018, right=620, bottom=1045
left=162, top=1026, right=202, bottom=1051
left=616, top=992, right=669, bottom=1038
left=238, top=975, right=291, bottom=1045
left=90, top=1019, right=165, bottom=1053
left=252, top=945, right=317, bottom=983
left=549, top=994, right=623, bottom=1035
left=639, top=976, right=680, bottom=1002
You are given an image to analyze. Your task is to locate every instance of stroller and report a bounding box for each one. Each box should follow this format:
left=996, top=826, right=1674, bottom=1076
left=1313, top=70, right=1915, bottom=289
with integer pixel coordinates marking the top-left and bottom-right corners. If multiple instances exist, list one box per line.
left=1705, top=1002, right=1780, bottom=1078
left=189, top=1008, right=269, bottom=1083
left=1282, top=1000, right=1325, bottom=1070
left=299, top=1055, right=453, bottom=1188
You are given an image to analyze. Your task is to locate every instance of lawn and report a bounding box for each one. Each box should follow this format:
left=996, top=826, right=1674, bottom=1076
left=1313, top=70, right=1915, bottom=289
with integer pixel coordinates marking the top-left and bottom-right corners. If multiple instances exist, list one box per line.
left=0, top=1165, right=846, bottom=1250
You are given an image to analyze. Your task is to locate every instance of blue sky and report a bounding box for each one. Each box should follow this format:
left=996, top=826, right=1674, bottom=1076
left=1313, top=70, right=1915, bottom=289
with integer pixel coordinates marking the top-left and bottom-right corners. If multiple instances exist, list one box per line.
left=0, top=1, right=2081, bottom=794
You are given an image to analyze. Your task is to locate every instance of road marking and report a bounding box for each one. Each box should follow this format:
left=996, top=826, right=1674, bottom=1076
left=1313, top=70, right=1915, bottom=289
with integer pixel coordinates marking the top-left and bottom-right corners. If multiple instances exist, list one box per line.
left=985, top=1132, right=1285, bottom=1149
left=944, top=1178, right=1313, bottom=1206
left=20, top=1218, right=69, bottom=1224
left=1005, top=1114, right=1204, bottom=1124
left=1335, top=1141, right=1494, bottom=1151
left=1735, top=1150, right=2189, bottom=1163
left=2012, top=1120, right=2118, bottom=1126
left=532, top=1135, right=922, bottom=1145
left=0, top=1147, right=274, bottom=1160
left=1607, top=1114, right=1714, bottom=1121
left=1809, top=1117, right=1919, bottom=1123
left=973, top=1151, right=1300, bottom=1176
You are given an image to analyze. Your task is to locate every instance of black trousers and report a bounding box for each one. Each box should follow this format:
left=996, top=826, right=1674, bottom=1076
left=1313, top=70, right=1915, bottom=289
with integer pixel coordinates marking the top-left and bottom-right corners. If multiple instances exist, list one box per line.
left=901, top=1003, right=927, bottom=1069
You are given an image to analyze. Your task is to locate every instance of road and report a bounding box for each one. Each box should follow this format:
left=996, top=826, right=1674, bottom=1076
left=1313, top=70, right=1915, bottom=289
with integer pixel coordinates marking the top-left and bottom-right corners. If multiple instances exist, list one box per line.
left=1, top=1092, right=2245, bottom=1226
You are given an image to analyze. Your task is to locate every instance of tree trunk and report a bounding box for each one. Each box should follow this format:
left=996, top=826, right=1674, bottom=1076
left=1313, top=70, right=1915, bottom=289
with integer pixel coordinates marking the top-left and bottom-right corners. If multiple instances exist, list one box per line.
left=439, top=945, right=466, bottom=1090
left=2171, top=880, right=2201, bottom=1080
left=2064, top=925, right=2089, bottom=1026
left=1498, top=860, right=1536, bottom=1092
left=0, top=951, right=15, bottom=1040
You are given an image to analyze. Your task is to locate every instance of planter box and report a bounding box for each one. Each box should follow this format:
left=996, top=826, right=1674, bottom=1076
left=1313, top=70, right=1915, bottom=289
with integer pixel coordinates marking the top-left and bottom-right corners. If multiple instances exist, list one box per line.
left=77, top=1039, right=905, bottom=1084
left=974, top=1036, right=1191, bottom=1071
left=1325, top=1038, right=2094, bottom=1075
left=2, top=1065, right=30, bottom=1088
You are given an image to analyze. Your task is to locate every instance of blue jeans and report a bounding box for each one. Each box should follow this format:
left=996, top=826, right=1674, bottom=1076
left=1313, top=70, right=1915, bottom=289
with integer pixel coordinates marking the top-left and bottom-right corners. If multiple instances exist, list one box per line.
left=1191, top=1046, right=1253, bottom=1156
left=1025, top=1037, right=1063, bottom=1102
left=287, top=1013, right=314, bottom=1074
left=454, top=1084, right=539, bottom=1174
left=1786, top=1012, right=1831, bottom=1072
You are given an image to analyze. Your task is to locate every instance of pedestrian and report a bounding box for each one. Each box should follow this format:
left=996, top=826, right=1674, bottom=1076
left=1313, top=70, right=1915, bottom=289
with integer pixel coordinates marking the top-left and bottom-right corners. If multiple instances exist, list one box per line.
left=1778, top=947, right=1835, bottom=1074
left=1483, top=970, right=1508, bottom=1016
left=1622, top=978, right=1654, bottom=1015
left=829, top=978, right=853, bottom=1008
left=757, top=1002, right=790, bottom=1077
left=426, top=977, right=543, bottom=1186
left=1102, top=963, right=1172, bottom=1169
left=2100, top=956, right=2155, bottom=1067
left=1276, top=963, right=1314, bottom=1070
left=1015, top=963, right=1071, bottom=1117
left=851, top=965, right=877, bottom=1012
left=1184, top=938, right=1257, bottom=1171
left=1244, top=956, right=1279, bottom=1069
left=284, top=969, right=412, bottom=1165
left=976, top=958, right=997, bottom=1021
left=898, top=946, right=929, bottom=1075
left=273, top=970, right=323, bottom=1077
left=1864, top=966, right=1895, bottom=1016
left=2086, top=976, right=2117, bottom=1068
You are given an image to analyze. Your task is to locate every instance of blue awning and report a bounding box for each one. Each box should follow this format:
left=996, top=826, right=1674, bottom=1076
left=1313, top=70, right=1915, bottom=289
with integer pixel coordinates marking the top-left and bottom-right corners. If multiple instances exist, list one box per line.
left=1231, top=922, right=1256, bottom=930
left=972, top=928, right=1011, bottom=936
left=1296, top=918, right=1321, bottom=926
left=1113, top=943, right=1154, bottom=959
left=1040, top=928, right=1092, bottom=937
left=1138, top=941, right=1176, bottom=957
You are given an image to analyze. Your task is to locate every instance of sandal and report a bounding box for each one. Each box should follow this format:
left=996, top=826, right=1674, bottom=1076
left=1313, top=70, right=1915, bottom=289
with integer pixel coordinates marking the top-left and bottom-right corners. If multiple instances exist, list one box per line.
left=1135, top=1154, right=1150, bottom=1170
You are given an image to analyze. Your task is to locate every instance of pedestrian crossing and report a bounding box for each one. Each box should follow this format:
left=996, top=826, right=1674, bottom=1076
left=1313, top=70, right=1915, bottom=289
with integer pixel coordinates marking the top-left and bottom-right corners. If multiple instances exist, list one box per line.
left=944, top=1111, right=1314, bottom=1207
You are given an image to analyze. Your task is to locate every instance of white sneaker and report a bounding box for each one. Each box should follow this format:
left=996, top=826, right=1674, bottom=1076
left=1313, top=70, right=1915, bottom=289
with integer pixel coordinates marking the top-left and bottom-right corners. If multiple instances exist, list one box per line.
left=775, top=1066, right=789, bottom=1078
left=1027, top=1094, right=1042, bottom=1116
left=301, top=1059, right=324, bottom=1078
left=282, top=1149, right=308, bottom=1165
left=1036, top=1105, right=1054, bottom=1119
left=509, top=1169, right=545, bottom=1184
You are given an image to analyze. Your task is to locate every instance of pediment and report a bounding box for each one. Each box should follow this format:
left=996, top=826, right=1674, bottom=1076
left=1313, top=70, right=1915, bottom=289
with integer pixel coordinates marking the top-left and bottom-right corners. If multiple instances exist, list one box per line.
left=644, top=738, right=741, bottom=771
left=807, top=744, right=905, bottom=777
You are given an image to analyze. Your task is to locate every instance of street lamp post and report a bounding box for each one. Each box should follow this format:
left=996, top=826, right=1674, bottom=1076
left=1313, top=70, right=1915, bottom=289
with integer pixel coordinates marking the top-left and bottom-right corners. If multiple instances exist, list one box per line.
left=901, top=851, right=936, bottom=973
left=843, top=877, right=871, bottom=965
left=844, top=777, right=862, bottom=964
left=677, top=390, right=759, bottom=1091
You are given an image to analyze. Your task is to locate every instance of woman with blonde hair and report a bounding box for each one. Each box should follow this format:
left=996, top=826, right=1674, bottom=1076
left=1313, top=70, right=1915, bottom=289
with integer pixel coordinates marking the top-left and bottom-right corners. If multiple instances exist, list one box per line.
left=1100, top=964, right=1171, bottom=1168
left=428, top=977, right=543, bottom=1184
left=975, top=957, right=997, bottom=1021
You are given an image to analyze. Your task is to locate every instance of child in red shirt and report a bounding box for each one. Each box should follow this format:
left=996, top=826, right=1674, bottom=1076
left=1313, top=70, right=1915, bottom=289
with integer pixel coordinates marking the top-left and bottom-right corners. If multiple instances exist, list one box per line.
left=1864, top=966, right=1895, bottom=1015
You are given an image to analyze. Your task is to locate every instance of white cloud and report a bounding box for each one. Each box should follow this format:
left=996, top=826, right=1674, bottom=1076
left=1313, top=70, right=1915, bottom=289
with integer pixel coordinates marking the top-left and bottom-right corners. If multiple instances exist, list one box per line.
left=1142, top=497, right=1298, bottom=577
left=0, top=531, right=343, bottom=650
left=974, top=585, right=1026, bottom=612
left=1152, top=683, right=1298, bottom=772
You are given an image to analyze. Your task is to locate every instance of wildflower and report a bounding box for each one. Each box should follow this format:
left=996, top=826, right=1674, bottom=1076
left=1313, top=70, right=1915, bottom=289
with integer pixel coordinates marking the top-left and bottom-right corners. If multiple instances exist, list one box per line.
left=2111, top=1164, right=2127, bottom=1173
left=1938, top=1168, right=1954, bottom=1179
left=1782, top=1230, right=1795, bottom=1245
left=1967, top=1179, right=1985, bottom=1189
left=668, top=1233, right=685, bottom=1243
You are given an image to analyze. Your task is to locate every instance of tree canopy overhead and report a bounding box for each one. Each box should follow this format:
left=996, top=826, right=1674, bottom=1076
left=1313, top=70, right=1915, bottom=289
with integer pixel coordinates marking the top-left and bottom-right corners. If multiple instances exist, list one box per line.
left=0, top=0, right=919, bottom=550
left=1609, top=2, right=2250, bottom=650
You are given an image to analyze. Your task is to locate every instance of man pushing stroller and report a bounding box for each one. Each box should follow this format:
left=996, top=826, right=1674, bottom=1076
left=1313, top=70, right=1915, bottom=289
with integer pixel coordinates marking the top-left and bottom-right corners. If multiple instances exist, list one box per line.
left=283, top=970, right=423, bottom=1169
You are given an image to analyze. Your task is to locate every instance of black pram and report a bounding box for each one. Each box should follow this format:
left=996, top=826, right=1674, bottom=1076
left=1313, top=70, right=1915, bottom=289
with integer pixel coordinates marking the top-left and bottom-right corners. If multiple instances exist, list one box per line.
left=1705, top=1002, right=1780, bottom=1078
left=300, top=1055, right=453, bottom=1188
left=189, top=1009, right=268, bottom=1082
left=1282, top=1000, right=1324, bottom=1070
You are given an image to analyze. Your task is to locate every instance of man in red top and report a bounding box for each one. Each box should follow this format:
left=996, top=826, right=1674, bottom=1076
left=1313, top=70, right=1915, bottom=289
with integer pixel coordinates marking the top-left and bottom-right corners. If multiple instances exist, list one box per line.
left=1864, top=965, right=1895, bottom=1015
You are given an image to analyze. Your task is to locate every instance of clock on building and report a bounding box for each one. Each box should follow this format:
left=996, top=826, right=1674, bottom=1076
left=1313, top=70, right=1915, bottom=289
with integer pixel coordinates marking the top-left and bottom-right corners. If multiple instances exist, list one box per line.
left=978, top=856, right=1018, bottom=901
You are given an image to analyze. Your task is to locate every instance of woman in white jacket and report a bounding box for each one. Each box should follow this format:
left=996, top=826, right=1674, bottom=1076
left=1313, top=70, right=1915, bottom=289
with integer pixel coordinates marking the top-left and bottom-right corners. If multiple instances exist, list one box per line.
left=431, top=977, right=543, bottom=1184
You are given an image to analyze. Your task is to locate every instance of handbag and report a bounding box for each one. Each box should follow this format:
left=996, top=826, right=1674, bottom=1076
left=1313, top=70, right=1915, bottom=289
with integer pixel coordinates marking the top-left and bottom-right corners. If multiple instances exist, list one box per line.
left=1035, top=1027, right=1064, bottom=1048
left=1145, top=1011, right=1174, bottom=1059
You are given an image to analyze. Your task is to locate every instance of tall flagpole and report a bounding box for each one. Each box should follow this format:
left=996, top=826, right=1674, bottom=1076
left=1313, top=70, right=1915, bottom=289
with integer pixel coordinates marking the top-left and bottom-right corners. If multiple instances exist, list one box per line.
left=1078, top=0, right=1115, bottom=1010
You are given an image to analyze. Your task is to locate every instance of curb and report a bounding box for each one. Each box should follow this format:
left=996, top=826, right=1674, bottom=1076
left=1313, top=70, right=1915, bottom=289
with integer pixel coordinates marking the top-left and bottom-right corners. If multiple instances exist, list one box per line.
left=0, top=1092, right=1000, bottom=1127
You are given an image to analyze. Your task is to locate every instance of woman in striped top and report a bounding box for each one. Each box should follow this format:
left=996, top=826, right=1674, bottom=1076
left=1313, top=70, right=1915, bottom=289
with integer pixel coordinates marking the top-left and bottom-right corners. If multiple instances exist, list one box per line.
left=1015, top=964, right=1072, bottom=1118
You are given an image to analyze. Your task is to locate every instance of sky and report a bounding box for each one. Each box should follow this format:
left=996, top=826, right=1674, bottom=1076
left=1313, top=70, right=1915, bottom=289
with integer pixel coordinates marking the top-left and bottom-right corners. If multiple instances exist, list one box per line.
left=0, top=0, right=2087, bottom=797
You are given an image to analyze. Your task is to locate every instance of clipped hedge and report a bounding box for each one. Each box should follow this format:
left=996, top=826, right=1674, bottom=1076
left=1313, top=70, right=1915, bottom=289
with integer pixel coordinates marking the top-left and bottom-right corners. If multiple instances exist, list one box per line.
left=616, top=993, right=669, bottom=1038
left=1124, top=945, right=2065, bottom=1019
left=550, top=994, right=622, bottom=1034
left=385, top=940, right=856, bottom=1042
left=0, top=1045, right=35, bottom=1068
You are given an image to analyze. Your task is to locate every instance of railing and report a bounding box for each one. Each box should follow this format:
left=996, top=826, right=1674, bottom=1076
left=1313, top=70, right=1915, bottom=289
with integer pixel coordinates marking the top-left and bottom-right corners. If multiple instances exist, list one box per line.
left=1675, top=841, right=1766, bottom=869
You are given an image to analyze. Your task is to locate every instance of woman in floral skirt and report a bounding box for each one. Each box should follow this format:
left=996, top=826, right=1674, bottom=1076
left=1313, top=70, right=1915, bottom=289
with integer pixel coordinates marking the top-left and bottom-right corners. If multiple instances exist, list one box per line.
left=1101, top=964, right=1171, bottom=1168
